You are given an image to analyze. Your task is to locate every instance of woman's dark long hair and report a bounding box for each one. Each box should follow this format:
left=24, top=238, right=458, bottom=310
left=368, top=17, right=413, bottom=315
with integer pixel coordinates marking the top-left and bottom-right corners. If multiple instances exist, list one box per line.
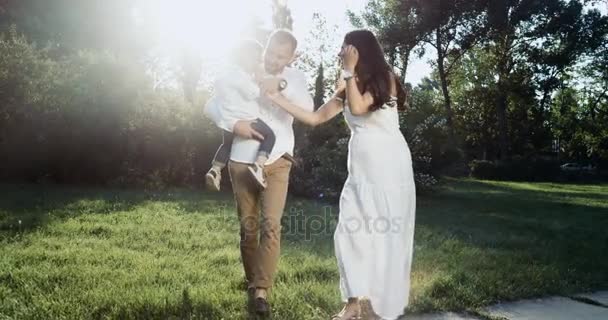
left=339, top=29, right=406, bottom=112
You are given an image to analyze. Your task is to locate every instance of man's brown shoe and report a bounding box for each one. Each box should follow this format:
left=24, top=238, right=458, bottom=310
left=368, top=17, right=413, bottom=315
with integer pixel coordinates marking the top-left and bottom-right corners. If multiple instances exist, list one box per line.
left=254, top=297, right=271, bottom=316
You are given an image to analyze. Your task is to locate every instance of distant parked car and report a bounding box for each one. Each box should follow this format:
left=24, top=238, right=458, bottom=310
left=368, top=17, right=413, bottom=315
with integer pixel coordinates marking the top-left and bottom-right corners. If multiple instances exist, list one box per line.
left=582, top=164, right=597, bottom=171
left=560, top=163, right=582, bottom=171
left=560, top=163, right=596, bottom=172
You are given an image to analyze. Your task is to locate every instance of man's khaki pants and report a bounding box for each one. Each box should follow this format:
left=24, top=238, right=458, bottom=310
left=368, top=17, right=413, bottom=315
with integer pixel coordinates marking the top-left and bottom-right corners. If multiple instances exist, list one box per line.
left=228, top=156, right=292, bottom=289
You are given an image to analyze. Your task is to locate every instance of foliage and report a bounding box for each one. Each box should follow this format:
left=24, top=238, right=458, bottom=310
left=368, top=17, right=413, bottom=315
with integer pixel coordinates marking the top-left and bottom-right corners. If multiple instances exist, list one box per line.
left=0, top=27, right=217, bottom=188
left=470, top=158, right=561, bottom=181
left=355, top=0, right=608, bottom=169
left=2, top=0, right=608, bottom=192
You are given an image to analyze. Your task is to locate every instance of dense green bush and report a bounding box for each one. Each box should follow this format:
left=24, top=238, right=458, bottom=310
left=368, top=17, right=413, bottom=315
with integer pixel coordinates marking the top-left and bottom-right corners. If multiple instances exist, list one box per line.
left=289, top=118, right=349, bottom=199
left=0, top=28, right=219, bottom=188
left=470, top=158, right=561, bottom=181
left=469, top=160, right=498, bottom=180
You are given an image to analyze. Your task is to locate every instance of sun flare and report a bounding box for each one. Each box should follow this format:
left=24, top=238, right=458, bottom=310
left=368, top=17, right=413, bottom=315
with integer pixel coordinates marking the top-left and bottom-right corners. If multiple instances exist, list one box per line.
left=136, top=0, right=271, bottom=60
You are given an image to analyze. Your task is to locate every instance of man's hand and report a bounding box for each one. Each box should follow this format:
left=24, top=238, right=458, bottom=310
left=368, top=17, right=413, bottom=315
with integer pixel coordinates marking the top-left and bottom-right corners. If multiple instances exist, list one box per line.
left=233, top=120, right=264, bottom=141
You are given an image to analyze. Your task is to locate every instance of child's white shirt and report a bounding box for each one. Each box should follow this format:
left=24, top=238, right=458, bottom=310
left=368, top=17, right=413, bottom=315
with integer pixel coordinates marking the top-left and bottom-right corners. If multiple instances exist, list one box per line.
left=204, top=64, right=260, bottom=131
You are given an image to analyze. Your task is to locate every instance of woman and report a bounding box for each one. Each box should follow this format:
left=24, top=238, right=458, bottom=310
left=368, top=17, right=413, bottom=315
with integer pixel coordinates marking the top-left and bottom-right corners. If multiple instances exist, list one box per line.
left=266, top=29, right=416, bottom=320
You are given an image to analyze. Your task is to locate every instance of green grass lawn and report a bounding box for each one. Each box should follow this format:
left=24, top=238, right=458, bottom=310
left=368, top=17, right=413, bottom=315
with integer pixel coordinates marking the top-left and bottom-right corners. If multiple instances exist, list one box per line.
left=1, top=179, right=607, bottom=319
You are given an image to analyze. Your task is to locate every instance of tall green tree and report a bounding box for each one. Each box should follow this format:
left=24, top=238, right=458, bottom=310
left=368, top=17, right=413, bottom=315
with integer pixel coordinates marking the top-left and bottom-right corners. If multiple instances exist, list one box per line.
left=349, top=0, right=421, bottom=79
left=485, top=0, right=570, bottom=159
left=272, top=0, right=293, bottom=30
left=295, top=13, right=340, bottom=100
left=353, top=0, right=484, bottom=145
left=449, top=47, right=500, bottom=160
left=416, top=0, right=485, bottom=144
left=313, top=63, right=325, bottom=110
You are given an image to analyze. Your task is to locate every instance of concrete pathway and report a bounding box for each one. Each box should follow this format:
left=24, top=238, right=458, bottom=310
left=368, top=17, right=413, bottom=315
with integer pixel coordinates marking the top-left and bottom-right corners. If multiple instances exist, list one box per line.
left=483, top=296, right=608, bottom=320
left=408, top=312, right=480, bottom=320
left=405, top=291, right=608, bottom=320
left=576, top=291, right=608, bottom=307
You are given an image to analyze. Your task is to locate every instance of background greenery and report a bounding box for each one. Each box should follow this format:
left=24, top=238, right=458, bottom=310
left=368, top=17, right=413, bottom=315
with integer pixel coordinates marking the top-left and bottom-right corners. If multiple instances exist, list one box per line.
left=1, top=0, right=607, bottom=195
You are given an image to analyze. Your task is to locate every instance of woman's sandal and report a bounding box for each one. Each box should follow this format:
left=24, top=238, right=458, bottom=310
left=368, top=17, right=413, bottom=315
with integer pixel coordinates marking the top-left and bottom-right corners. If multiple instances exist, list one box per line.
left=359, top=298, right=382, bottom=320
left=331, top=303, right=361, bottom=320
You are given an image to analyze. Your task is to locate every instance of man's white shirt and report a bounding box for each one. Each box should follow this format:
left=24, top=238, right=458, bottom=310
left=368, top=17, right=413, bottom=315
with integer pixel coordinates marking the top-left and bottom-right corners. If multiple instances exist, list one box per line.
left=228, top=67, right=314, bottom=165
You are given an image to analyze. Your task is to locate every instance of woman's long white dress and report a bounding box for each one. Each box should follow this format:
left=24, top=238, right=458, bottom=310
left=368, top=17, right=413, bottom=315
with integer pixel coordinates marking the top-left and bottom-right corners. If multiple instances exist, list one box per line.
left=334, top=100, right=416, bottom=320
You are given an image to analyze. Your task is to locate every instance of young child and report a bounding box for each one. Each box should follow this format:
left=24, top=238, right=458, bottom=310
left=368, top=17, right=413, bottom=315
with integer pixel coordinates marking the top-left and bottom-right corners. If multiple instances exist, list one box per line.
left=203, top=40, right=275, bottom=191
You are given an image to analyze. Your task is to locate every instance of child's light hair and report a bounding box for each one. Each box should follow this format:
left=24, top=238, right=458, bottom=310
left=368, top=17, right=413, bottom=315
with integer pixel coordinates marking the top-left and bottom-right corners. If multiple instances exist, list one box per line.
left=231, top=39, right=263, bottom=61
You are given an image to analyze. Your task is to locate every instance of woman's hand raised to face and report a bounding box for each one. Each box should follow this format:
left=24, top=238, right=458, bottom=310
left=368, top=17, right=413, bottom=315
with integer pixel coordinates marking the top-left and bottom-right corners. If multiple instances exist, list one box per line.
left=342, top=45, right=359, bottom=72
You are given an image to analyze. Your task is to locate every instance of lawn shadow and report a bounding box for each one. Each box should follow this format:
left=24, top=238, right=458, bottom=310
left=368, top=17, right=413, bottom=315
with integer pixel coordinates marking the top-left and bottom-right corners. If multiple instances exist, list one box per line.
left=279, top=195, right=339, bottom=258
left=0, top=183, right=232, bottom=241
left=177, top=189, right=340, bottom=258
left=419, top=179, right=608, bottom=245
left=410, top=179, right=608, bottom=310
left=89, top=288, right=227, bottom=320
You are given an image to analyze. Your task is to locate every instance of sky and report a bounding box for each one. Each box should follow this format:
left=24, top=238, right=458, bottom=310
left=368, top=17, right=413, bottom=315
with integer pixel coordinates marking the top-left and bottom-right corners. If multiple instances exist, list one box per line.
left=139, top=0, right=608, bottom=87
left=136, top=0, right=432, bottom=85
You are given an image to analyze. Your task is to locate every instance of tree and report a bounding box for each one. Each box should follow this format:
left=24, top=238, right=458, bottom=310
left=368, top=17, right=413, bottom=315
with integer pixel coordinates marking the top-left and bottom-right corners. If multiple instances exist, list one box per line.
left=353, top=0, right=484, bottom=146
left=313, top=63, right=325, bottom=110
left=178, top=46, right=203, bottom=105
left=350, top=0, right=422, bottom=79
left=272, top=0, right=293, bottom=30
left=415, top=0, right=485, bottom=145
left=449, top=47, right=500, bottom=160
left=288, top=12, right=349, bottom=197
left=481, top=0, right=603, bottom=160
left=295, top=13, right=340, bottom=93
left=570, top=12, right=608, bottom=168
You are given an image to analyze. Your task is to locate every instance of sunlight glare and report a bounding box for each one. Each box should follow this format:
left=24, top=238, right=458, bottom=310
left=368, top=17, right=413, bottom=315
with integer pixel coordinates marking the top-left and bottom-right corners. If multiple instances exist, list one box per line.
left=139, top=0, right=271, bottom=60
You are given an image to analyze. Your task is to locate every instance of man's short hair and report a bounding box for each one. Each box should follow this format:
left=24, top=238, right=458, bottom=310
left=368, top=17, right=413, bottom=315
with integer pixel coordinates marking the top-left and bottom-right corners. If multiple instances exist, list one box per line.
left=267, top=29, right=297, bottom=52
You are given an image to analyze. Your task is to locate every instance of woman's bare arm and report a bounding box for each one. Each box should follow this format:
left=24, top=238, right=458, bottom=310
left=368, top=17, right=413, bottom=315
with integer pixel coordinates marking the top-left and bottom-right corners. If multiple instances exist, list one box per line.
left=344, top=77, right=374, bottom=116
left=267, top=93, right=344, bottom=127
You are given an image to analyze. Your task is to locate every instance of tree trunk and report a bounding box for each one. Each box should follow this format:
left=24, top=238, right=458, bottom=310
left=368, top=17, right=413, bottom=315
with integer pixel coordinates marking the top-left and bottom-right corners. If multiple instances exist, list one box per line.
left=494, top=33, right=511, bottom=161
left=180, top=49, right=202, bottom=105
left=436, top=27, right=456, bottom=143
left=400, top=48, right=411, bottom=84
left=496, top=75, right=509, bottom=160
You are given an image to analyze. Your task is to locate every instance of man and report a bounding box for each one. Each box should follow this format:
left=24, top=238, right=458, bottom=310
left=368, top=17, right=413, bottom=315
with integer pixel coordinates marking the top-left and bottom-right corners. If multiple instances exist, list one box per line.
left=224, top=30, right=314, bottom=315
